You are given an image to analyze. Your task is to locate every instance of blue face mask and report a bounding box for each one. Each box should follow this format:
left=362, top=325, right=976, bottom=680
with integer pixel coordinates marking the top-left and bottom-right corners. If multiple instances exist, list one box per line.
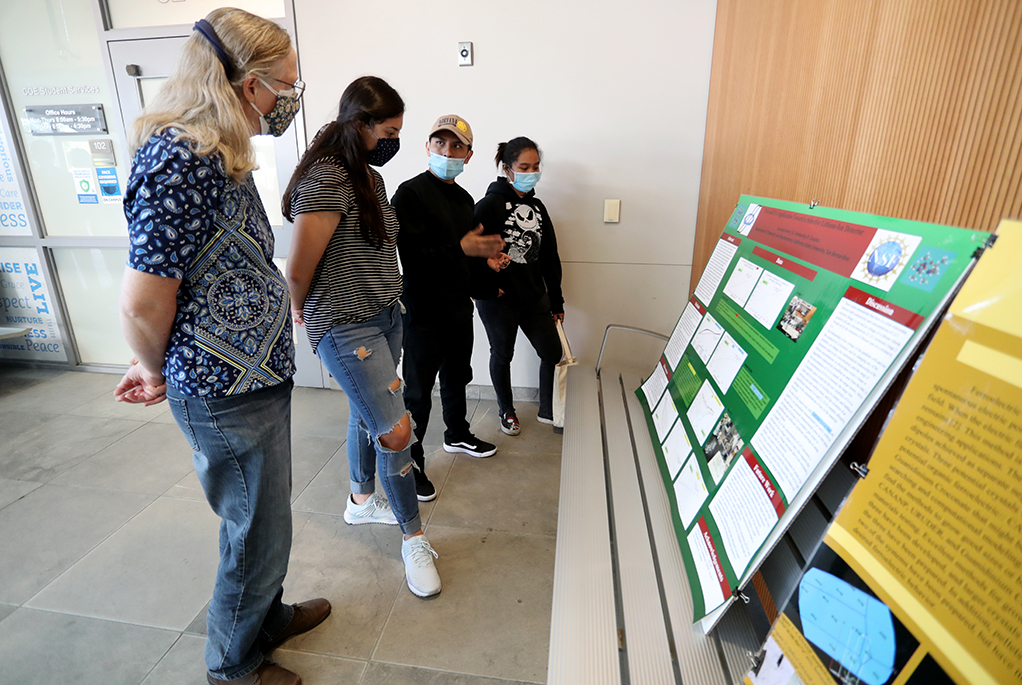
left=429, top=152, right=465, bottom=180
left=509, top=170, right=541, bottom=193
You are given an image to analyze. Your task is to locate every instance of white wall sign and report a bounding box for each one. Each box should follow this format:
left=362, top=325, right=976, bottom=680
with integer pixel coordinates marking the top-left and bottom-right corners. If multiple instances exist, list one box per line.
left=0, top=247, right=67, bottom=361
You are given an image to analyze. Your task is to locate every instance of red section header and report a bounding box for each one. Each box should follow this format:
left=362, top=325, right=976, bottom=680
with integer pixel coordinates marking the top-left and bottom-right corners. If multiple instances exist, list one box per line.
left=691, top=297, right=707, bottom=316
left=697, top=517, right=732, bottom=599
left=723, top=233, right=742, bottom=247
left=658, top=356, right=672, bottom=382
left=752, top=246, right=818, bottom=282
left=844, top=286, right=924, bottom=330
left=749, top=206, right=876, bottom=277
left=744, top=449, right=785, bottom=518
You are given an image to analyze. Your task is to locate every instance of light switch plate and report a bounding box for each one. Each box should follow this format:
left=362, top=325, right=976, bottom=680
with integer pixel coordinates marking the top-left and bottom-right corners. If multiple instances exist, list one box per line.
left=604, top=199, right=621, bottom=223
left=458, top=42, right=473, bottom=66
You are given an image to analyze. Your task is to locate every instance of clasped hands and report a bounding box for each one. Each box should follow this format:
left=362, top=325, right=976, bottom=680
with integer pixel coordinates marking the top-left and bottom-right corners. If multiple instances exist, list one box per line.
left=114, top=357, right=167, bottom=406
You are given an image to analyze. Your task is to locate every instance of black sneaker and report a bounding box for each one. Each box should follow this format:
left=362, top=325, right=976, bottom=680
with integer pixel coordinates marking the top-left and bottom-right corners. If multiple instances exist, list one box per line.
left=443, top=434, right=497, bottom=458
left=499, top=410, right=521, bottom=436
left=413, top=465, right=437, bottom=502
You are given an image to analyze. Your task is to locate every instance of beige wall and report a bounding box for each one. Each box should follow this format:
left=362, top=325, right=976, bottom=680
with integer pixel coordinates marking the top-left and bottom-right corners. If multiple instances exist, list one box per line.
left=692, top=0, right=1022, bottom=292
left=293, top=0, right=717, bottom=385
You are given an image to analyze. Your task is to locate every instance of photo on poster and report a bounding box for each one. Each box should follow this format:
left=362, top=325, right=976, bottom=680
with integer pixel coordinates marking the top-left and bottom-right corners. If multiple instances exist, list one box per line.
left=898, top=246, right=956, bottom=293
left=782, top=545, right=928, bottom=685
left=851, top=229, right=923, bottom=293
left=745, top=635, right=797, bottom=685
left=704, top=411, right=744, bottom=484
left=777, top=295, right=817, bottom=342
left=726, top=203, right=749, bottom=231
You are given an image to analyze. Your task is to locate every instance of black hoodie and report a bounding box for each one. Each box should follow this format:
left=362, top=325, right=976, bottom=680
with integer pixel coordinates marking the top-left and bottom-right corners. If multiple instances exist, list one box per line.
left=471, top=177, right=564, bottom=313
left=392, top=170, right=476, bottom=317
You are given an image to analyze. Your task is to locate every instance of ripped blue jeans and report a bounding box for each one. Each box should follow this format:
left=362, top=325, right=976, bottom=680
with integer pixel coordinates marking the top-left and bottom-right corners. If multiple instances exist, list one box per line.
left=316, top=301, right=421, bottom=535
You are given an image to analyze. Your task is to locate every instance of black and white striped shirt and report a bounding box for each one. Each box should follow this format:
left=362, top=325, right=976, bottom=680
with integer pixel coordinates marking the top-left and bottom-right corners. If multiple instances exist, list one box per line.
left=290, top=159, right=402, bottom=353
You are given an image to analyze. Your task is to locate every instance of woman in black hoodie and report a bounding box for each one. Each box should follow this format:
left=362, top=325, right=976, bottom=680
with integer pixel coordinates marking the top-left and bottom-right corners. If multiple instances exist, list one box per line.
left=473, top=137, right=564, bottom=436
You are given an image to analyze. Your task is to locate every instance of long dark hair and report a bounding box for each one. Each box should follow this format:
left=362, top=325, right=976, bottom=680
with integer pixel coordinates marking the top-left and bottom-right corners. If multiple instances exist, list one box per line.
left=495, top=136, right=541, bottom=169
left=283, top=76, right=404, bottom=247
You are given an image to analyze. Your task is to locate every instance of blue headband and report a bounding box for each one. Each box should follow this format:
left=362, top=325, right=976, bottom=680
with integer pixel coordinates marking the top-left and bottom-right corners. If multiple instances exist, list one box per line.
left=193, top=19, right=236, bottom=80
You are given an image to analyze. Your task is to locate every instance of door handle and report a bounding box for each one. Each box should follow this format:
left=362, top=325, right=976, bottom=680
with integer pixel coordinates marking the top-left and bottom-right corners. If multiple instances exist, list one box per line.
left=125, top=64, right=142, bottom=77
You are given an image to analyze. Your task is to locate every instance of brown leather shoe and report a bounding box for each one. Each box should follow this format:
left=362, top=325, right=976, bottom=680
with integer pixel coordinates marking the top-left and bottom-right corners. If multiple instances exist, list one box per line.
left=206, top=661, right=300, bottom=685
left=261, top=598, right=332, bottom=652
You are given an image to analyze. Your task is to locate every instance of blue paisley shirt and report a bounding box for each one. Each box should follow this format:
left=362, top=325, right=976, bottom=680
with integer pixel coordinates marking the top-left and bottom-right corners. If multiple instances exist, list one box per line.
left=124, top=128, right=295, bottom=397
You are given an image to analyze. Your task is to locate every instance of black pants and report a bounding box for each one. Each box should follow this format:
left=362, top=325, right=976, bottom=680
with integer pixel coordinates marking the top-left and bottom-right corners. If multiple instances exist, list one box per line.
left=476, top=294, right=562, bottom=420
left=402, top=304, right=474, bottom=464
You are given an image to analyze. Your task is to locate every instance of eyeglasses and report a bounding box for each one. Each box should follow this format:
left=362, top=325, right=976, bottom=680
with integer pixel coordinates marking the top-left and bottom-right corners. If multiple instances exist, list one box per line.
left=262, top=77, right=306, bottom=100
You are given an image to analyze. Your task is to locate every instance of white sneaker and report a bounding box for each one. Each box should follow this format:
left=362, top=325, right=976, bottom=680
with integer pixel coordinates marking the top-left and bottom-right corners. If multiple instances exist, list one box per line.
left=343, top=492, right=398, bottom=526
left=402, top=534, right=441, bottom=598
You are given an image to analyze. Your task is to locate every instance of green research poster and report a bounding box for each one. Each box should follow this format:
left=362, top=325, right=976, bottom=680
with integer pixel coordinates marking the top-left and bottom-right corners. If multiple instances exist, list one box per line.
left=635, top=195, right=987, bottom=622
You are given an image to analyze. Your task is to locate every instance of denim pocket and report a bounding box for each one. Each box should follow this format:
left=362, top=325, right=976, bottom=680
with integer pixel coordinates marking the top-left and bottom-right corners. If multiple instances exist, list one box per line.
left=168, top=397, right=200, bottom=451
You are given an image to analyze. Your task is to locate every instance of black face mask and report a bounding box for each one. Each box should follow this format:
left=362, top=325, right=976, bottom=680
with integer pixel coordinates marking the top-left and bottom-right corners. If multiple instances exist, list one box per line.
left=367, top=137, right=400, bottom=166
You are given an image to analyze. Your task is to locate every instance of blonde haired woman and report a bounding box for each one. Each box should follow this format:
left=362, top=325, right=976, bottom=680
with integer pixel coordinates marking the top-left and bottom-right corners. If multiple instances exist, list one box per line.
left=114, top=9, right=328, bottom=685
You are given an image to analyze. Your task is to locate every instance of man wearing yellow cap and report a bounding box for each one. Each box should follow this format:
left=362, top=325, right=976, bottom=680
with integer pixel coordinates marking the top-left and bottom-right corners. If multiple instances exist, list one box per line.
left=392, top=115, right=506, bottom=500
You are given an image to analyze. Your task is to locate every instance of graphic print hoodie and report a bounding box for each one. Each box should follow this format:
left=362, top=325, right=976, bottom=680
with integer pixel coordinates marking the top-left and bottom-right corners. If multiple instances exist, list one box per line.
left=472, top=176, right=564, bottom=314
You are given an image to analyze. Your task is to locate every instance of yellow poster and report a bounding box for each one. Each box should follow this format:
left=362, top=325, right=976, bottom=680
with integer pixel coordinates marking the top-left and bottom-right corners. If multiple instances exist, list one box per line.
left=833, top=220, right=1022, bottom=685
left=751, top=220, right=1022, bottom=685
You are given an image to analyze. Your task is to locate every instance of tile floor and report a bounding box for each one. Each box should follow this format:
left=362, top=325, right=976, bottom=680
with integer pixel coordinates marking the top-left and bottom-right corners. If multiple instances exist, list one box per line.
left=0, top=365, right=562, bottom=685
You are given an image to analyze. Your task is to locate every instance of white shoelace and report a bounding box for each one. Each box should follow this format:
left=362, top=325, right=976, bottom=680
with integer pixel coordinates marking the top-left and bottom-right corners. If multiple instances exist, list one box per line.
left=357, top=493, right=392, bottom=517
left=406, top=539, right=439, bottom=567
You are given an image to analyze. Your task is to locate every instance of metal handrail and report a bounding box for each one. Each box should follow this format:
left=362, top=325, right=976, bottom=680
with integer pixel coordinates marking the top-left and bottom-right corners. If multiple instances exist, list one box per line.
left=595, top=324, right=669, bottom=377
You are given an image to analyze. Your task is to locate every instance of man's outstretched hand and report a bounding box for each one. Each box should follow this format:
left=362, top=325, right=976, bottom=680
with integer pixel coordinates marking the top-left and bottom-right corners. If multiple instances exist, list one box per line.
left=461, top=225, right=505, bottom=258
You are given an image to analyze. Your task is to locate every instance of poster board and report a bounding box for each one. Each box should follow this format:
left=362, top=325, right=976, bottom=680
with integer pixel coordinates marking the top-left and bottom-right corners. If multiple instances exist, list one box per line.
left=636, top=196, right=988, bottom=625
left=746, top=219, right=1022, bottom=685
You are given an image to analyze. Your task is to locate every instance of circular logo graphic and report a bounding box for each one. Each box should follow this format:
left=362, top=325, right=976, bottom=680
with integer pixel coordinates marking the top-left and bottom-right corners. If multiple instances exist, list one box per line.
left=866, top=240, right=904, bottom=277
left=208, top=270, right=269, bottom=331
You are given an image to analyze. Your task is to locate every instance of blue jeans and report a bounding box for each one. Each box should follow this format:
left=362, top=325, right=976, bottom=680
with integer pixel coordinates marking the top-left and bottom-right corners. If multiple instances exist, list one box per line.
left=168, top=379, right=296, bottom=681
left=316, top=302, right=421, bottom=535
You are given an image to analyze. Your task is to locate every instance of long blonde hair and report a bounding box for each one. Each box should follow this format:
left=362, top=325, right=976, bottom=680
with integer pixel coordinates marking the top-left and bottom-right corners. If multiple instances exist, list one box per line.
left=129, top=8, right=292, bottom=180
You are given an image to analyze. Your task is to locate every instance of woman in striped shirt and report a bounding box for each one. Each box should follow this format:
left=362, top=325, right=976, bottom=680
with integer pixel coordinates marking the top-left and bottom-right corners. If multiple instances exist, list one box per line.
left=282, top=76, right=441, bottom=598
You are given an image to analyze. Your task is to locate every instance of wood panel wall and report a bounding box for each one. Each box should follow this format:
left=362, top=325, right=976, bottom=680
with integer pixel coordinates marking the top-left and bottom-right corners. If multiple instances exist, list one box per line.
left=692, top=0, right=1022, bottom=289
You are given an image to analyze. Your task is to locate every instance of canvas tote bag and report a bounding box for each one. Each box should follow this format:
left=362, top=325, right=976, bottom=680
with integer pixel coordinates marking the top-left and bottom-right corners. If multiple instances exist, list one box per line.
left=552, top=320, right=578, bottom=428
